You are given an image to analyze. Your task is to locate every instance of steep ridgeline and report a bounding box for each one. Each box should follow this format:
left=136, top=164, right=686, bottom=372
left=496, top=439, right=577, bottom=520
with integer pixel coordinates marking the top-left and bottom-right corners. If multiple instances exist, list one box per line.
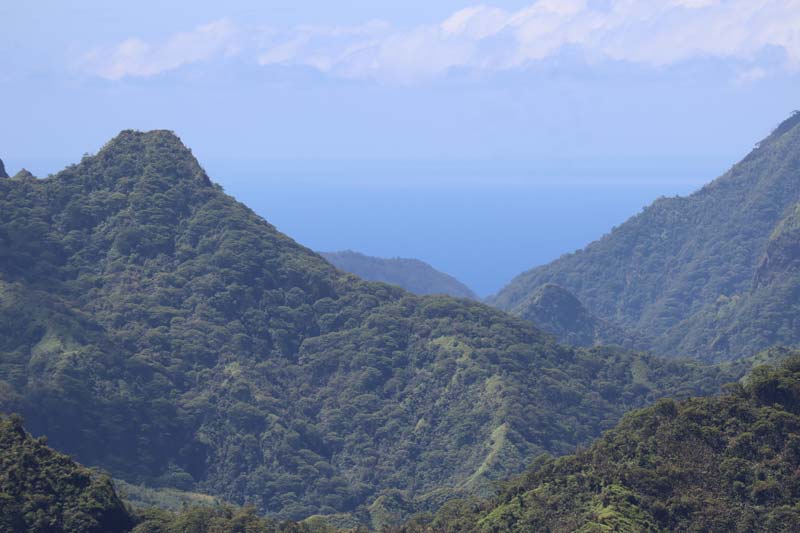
left=0, top=415, right=133, bottom=533
left=0, top=158, right=9, bottom=179
left=491, top=111, right=800, bottom=361
left=404, top=354, right=800, bottom=532
left=321, top=250, right=477, bottom=299
left=0, top=131, right=744, bottom=525
left=514, top=284, right=648, bottom=349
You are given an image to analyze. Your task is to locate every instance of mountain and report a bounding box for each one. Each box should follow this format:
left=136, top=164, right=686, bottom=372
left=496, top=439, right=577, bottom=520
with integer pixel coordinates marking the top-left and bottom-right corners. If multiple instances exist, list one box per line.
left=0, top=415, right=322, bottom=532
left=0, top=158, right=8, bottom=179
left=0, top=130, right=746, bottom=525
left=512, top=284, right=647, bottom=349
left=491, top=111, right=800, bottom=361
left=12, top=169, right=35, bottom=180
left=403, top=352, right=800, bottom=532
left=0, top=414, right=133, bottom=532
left=321, top=250, right=477, bottom=299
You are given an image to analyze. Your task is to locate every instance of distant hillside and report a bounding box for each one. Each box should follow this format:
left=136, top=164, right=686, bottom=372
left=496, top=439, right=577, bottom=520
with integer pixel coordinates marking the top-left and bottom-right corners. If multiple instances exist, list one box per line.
left=0, top=130, right=745, bottom=526
left=403, top=352, right=800, bottom=532
left=515, top=284, right=648, bottom=349
left=321, top=250, right=477, bottom=299
left=491, top=111, right=800, bottom=361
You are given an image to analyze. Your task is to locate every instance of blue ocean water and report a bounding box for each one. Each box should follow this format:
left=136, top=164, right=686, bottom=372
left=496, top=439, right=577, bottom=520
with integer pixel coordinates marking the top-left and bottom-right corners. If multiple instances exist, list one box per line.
left=203, top=157, right=731, bottom=297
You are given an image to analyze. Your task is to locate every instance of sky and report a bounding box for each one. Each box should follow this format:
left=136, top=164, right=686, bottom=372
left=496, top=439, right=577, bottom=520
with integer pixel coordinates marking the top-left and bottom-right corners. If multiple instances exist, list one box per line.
left=2, top=1, right=799, bottom=295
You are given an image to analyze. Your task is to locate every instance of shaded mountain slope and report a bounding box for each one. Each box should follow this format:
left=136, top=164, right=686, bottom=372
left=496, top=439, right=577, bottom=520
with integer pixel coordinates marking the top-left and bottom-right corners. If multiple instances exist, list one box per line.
left=0, top=415, right=323, bottom=533
left=404, top=352, right=800, bottom=532
left=0, top=414, right=133, bottom=533
left=321, top=250, right=477, bottom=299
left=491, top=111, right=800, bottom=361
left=0, top=130, right=744, bottom=523
left=514, top=284, right=648, bottom=349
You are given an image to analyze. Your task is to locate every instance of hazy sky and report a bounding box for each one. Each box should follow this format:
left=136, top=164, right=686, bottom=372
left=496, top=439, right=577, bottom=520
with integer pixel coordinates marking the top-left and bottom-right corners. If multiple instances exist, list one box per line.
left=3, top=0, right=799, bottom=161
left=2, top=1, right=799, bottom=294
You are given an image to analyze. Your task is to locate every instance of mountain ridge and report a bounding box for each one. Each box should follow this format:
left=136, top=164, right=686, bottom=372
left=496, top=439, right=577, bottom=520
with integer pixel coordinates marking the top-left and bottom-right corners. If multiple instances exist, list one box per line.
left=0, top=129, right=747, bottom=524
left=321, top=250, right=477, bottom=300
left=401, top=352, right=800, bottom=532
left=0, top=414, right=134, bottom=532
left=491, top=111, right=800, bottom=361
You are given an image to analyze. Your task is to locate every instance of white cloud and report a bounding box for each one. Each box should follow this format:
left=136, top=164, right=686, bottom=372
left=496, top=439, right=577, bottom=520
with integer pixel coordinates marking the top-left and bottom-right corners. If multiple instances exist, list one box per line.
left=737, top=66, right=769, bottom=83
left=82, top=1, right=800, bottom=82
left=668, top=0, right=722, bottom=8
left=257, top=21, right=390, bottom=74
left=441, top=6, right=510, bottom=39
left=83, top=19, right=241, bottom=80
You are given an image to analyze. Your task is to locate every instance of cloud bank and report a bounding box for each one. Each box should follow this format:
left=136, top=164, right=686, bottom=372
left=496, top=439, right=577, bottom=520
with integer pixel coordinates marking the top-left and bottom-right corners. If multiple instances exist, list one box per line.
left=82, top=0, right=800, bottom=82
left=82, top=19, right=240, bottom=80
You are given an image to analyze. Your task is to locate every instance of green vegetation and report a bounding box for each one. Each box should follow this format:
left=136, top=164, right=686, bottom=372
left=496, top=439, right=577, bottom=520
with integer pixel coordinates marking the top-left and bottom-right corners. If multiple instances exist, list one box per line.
left=0, top=130, right=753, bottom=526
left=321, top=250, right=477, bottom=299
left=131, top=506, right=318, bottom=533
left=0, top=414, right=133, bottom=532
left=514, top=283, right=648, bottom=349
left=400, top=354, right=800, bottom=532
left=491, top=111, right=800, bottom=361
left=0, top=415, right=333, bottom=532
left=115, top=479, right=222, bottom=512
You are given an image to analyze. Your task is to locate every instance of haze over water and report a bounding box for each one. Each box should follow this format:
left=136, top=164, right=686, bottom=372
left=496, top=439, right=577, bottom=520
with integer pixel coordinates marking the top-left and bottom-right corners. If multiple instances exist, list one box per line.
left=206, top=156, right=729, bottom=296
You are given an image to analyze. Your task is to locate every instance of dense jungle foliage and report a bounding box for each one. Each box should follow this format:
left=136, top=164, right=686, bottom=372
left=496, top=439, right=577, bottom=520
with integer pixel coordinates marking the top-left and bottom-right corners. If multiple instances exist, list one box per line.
left=491, top=111, right=800, bottom=361
left=321, top=251, right=477, bottom=300
left=398, top=354, right=800, bottom=532
left=0, top=130, right=753, bottom=526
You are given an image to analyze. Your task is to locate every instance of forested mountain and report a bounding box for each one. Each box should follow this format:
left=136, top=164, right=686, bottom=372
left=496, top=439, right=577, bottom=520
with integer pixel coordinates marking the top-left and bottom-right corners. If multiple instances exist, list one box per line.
left=491, top=111, right=800, bottom=361
left=0, top=414, right=326, bottom=532
left=401, top=353, right=800, bottom=532
left=0, top=414, right=133, bottom=532
left=12, top=168, right=35, bottom=180
left=0, top=158, right=8, bottom=179
left=512, top=284, right=647, bottom=349
left=0, top=130, right=747, bottom=526
left=320, top=250, right=477, bottom=299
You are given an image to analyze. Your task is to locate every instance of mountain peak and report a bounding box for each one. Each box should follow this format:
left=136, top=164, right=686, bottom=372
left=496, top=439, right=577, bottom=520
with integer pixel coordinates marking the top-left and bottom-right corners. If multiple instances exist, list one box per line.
left=770, top=110, right=800, bottom=140
left=744, top=110, right=800, bottom=160
left=530, top=283, right=584, bottom=313
left=85, top=129, right=211, bottom=188
left=103, top=128, right=186, bottom=148
left=12, top=169, right=34, bottom=180
left=0, top=158, right=8, bottom=179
